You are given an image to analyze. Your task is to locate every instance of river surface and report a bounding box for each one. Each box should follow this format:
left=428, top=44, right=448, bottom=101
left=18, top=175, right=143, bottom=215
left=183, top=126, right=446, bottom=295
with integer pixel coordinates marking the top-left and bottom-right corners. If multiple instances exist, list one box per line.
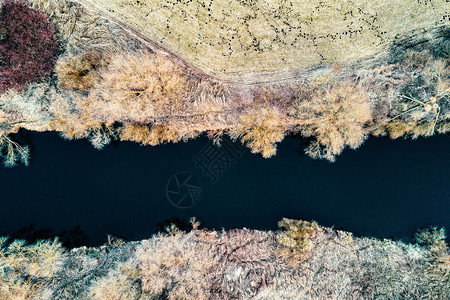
left=0, top=131, right=448, bottom=246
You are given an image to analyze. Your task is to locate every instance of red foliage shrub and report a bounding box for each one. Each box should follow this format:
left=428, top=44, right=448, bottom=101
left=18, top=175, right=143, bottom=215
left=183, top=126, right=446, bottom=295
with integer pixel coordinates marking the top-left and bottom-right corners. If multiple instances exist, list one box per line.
left=0, top=0, right=58, bottom=92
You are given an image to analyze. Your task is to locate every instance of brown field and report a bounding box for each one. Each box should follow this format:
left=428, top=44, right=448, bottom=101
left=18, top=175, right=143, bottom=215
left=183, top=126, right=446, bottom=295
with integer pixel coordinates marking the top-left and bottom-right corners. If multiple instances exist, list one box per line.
left=85, top=0, right=449, bottom=77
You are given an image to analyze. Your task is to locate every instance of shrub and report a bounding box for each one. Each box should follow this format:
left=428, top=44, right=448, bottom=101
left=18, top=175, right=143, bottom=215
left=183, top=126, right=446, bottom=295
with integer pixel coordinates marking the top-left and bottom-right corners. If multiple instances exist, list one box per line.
left=86, top=51, right=190, bottom=124
left=0, top=0, right=58, bottom=92
left=0, top=134, right=30, bottom=167
left=275, top=218, right=322, bottom=267
left=136, top=232, right=219, bottom=299
left=119, top=122, right=200, bottom=146
left=381, top=59, right=450, bottom=139
left=294, top=81, right=372, bottom=162
left=415, top=226, right=448, bottom=253
left=0, top=82, right=54, bottom=135
left=385, top=120, right=418, bottom=139
left=0, top=237, right=66, bottom=299
left=228, top=106, right=287, bottom=158
left=55, top=49, right=108, bottom=92
left=415, top=226, right=450, bottom=299
left=48, top=89, right=116, bottom=150
left=89, top=261, right=141, bottom=300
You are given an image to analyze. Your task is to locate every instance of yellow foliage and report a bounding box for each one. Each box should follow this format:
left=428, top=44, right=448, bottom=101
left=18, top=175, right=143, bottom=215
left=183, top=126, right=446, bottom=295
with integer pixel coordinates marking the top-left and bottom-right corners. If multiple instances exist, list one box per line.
left=118, top=123, right=151, bottom=144
left=55, top=49, right=108, bottom=91
left=48, top=90, right=102, bottom=140
left=385, top=120, right=418, bottom=139
left=275, top=219, right=322, bottom=267
left=229, top=106, right=287, bottom=158
left=294, top=81, right=372, bottom=161
left=87, top=51, right=190, bottom=124
left=0, top=238, right=65, bottom=300
left=48, top=89, right=116, bottom=149
left=119, top=123, right=200, bottom=146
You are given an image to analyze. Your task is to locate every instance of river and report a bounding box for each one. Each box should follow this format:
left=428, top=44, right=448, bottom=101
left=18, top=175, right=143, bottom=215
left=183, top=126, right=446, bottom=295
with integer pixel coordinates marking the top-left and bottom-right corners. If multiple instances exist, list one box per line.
left=0, top=131, right=448, bottom=246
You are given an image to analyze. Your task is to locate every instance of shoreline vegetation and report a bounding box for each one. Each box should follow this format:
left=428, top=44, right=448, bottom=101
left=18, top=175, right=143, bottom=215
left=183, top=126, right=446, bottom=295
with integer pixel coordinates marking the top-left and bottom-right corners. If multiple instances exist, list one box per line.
left=0, top=219, right=449, bottom=299
left=0, top=0, right=448, bottom=166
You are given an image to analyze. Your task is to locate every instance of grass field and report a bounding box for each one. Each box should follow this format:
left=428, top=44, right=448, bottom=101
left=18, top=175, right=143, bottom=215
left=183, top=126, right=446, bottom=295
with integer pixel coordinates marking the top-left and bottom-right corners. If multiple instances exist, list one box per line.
left=86, top=0, right=449, bottom=76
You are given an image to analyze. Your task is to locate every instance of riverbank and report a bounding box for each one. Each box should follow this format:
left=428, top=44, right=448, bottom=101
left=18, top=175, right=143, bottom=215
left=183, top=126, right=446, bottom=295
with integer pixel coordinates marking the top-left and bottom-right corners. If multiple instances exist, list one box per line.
left=1, top=220, right=449, bottom=299
left=0, top=0, right=448, bottom=167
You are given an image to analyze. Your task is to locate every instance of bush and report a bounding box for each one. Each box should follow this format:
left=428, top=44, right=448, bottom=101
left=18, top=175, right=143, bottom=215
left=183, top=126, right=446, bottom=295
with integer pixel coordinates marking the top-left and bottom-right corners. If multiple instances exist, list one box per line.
left=48, top=89, right=116, bottom=150
left=136, top=232, right=219, bottom=299
left=294, top=81, right=372, bottom=162
left=55, top=49, right=108, bottom=92
left=0, top=134, right=30, bottom=167
left=0, top=82, right=54, bottom=135
left=228, top=106, right=287, bottom=158
left=119, top=122, right=200, bottom=146
left=0, top=0, right=58, bottom=92
left=86, top=50, right=190, bottom=124
left=0, top=237, right=66, bottom=299
left=89, top=261, right=141, bottom=300
left=415, top=226, right=448, bottom=253
left=379, top=58, right=450, bottom=139
left=275, top=218, right=322, bottom=267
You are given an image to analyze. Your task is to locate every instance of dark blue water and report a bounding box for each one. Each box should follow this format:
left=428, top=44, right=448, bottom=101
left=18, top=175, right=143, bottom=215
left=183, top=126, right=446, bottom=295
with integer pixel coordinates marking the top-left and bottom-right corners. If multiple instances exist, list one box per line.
left=0, top=131, right=448, bottom=246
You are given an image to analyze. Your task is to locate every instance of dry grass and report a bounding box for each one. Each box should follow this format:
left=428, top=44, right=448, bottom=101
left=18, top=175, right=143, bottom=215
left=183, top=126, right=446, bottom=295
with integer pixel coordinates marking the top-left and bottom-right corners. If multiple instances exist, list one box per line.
left=86, top=0, right=448, bottom=76
left=136, top=232, right=220, bottom=299
left=27, top=0, right=134, bottom=55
